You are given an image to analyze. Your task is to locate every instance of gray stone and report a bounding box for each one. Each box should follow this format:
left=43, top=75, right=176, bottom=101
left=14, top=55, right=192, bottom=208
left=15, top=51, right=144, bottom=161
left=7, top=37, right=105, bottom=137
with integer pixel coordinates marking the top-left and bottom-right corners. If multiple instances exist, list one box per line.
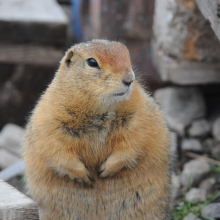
left=154, top=87, right=206, bottom=135
left=170, top=131, right=178, bottom=160
left=0, top=179, right=39, bottom=219
left=203, top=138, right=215, bottom=149
left=199, top=178, right=216, bottom=192
left=180, top=159, right=210, bottom=187
left=181, top=139, right=203, bottom=152
left=185, top=188, right=207, bottom=204
left=0, top=160, right=24, bottom=181
left=211, top=143, right=220, bottom=160
left=0, top=148, right=20, bottom=169
left=0, top=123, right=24, bottom=157
left=202, top=203, right=220, bottom=219
left=171, top=174, right=181, bottom=199
left=183, top=213, right=202, bottom=220
left=212, top=118, right=220, bottom=142
left=188, top=119, right=210, bottom=137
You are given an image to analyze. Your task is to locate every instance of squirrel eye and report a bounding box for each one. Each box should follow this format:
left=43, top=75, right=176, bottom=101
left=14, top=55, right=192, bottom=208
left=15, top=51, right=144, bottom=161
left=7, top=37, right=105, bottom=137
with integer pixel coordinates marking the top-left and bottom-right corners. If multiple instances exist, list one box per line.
left=87, top=58, right=100, bottom=69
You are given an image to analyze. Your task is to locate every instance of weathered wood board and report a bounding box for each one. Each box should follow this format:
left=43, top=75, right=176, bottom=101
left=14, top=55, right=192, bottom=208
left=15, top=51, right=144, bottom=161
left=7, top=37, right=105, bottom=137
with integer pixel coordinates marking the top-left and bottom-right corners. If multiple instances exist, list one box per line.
left=0, top=179, right=39, bottom=220
left=0, top=44, right=64, bottom=66
left=196, top=0, right=220, bottom=42
left=0, top=0, right=68, bottom=45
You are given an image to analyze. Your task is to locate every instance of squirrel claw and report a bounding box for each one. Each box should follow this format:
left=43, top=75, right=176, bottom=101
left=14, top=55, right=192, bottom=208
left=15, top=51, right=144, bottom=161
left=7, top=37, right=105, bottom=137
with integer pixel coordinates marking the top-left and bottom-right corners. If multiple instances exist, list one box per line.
left=97, top=169, right=105, bottom=178
left=72, top=178, right=77, bottom=185
left=87, top=174, right=95, bottom=182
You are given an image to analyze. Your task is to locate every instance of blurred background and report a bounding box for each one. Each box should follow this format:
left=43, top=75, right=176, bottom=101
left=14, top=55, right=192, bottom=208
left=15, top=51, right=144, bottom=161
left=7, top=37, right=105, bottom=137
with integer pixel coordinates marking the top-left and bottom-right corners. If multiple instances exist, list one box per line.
left=1, top=0, right=220, bottom=219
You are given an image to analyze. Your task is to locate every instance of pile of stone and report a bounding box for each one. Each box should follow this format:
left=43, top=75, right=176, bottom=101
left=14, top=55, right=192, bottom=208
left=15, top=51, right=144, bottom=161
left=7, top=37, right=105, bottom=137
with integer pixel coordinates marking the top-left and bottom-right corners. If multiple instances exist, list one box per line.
left=154, top=86, right=220, bottom=219
left=0, top=123, right=39, bottom=219
left=155, top=86, right=220, bottom=157
left=154, top=86, right=220, bottom=156
left=0, top=123, right=25, bottom=192
left=0, top=123, right=24, bottom=170
left=152, top=0, right=220, bottom=218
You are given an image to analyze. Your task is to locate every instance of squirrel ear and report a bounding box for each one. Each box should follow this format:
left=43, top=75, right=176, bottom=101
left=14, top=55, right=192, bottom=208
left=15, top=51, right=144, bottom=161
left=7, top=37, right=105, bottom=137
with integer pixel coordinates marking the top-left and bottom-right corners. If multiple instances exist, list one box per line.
left=65, top=50, right=74, bottom=67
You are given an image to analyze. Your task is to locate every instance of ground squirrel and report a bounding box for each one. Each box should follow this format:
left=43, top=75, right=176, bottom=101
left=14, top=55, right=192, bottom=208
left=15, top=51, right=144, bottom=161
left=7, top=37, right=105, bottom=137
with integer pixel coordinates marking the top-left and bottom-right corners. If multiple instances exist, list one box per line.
left=23, top=39, right=171, bottom=220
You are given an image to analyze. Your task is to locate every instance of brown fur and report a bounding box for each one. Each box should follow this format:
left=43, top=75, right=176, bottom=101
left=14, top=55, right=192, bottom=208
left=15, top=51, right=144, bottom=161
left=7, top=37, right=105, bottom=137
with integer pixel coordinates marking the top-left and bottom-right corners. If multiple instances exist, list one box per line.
left=23, top=39, right=171, bottom=220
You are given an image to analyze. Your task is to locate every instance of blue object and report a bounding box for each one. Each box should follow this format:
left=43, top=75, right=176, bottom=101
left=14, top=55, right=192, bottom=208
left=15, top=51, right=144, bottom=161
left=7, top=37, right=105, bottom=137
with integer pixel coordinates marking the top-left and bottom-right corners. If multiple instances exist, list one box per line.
left=72, top=0, right=83, bottom=42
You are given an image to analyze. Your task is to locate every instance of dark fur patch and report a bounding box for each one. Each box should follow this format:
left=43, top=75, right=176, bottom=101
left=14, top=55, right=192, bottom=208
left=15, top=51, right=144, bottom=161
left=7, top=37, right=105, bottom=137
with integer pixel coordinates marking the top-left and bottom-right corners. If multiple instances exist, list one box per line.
left=112, top=112, right=135, bottom=129
left=121, top=200, right=126, bottom=210
left=59, top=109, right=135, bottom=138
left=136, top=191, right=141, bottom=200
left=61, top=121, right=81, bottom=138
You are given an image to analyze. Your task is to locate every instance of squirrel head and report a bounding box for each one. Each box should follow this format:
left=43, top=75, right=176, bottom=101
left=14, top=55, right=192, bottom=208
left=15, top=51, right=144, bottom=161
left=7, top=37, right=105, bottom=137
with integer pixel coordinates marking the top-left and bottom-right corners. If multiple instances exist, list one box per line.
left=57, top=39, right=135, bottom=109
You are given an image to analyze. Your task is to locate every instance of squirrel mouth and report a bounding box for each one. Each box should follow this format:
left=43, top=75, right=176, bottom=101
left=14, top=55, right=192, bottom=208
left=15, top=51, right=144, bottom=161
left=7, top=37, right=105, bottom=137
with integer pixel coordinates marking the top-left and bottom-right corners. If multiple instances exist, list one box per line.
left=114, top=92, right=126, bottom=96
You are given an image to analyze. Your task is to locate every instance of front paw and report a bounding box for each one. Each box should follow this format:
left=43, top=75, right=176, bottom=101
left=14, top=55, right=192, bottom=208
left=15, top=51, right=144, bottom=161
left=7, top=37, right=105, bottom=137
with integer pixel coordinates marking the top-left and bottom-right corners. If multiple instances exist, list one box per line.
left=68, top=162, right=95, bottom=188
left=98, top=157, right=126, bottom=178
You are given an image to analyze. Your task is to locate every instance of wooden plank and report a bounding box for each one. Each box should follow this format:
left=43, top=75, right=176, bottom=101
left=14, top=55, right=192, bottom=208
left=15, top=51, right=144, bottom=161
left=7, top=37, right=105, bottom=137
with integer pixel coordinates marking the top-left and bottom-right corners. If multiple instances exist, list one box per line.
left=196, top=0, right=220, bottom=42
left=0, top=0, right=68, bottom=45
left=0, top=44, right=64, bottom=66
left=57, top=0, right=71, bottom=4
left=0, top=179, right=39, bottom=220
left=152, top=40, right=220, bottom=85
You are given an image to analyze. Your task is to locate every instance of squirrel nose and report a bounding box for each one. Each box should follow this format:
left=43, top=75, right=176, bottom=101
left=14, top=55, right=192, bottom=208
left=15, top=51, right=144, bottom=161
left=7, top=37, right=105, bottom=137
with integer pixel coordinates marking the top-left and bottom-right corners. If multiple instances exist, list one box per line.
left=122, top=80, right=133, bottom=87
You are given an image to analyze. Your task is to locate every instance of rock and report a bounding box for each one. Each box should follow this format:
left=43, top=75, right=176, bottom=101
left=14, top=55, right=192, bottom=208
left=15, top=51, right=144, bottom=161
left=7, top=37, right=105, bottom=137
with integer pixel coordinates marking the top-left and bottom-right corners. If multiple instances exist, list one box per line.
left=180, top=159, right=210, bottom=187
left=188, top=119, right=210, bottom=137
left=212, top=118, right=220, bottom=141
left=0, top=160, right=24, bottom=181
left=183, top=213, right=202, bottom=220
left=203, top=138, right=214, bottom=149
left=0, top=123, right=24, bottom=157
left=170, top=131, right=178, bottom=160
left=181, top=139, right=203, bottom=152
left=199, top=178, right=216, bottom=192
left=0, top=148, right=20, bottom=169
left=171, top=174, right=181, bottom=199
left=211, top=143, right=220, bottom=159
left=215, top=178, right=220, bottom=191
left=202, top=203, right=220, bottom=219
left=185, top=188, right=207, bottom=203
left=154, top=87, right=206, bottom=135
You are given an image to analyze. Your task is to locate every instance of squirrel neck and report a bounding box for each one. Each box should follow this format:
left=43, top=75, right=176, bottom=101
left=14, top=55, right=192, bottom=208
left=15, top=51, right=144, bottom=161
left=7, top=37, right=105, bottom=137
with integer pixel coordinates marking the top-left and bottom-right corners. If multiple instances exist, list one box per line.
left=47, top=81, right=141, bottom=120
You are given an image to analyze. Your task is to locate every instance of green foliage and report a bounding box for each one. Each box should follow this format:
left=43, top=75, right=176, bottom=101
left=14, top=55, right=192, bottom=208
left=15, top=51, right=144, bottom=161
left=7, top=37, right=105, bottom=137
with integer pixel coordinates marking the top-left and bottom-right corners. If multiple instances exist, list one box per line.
left=172, top=200, right=199, bottom=220
left=210, top=166, right=220, bottom=177
left=172, top=191, right=220, bottom=220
